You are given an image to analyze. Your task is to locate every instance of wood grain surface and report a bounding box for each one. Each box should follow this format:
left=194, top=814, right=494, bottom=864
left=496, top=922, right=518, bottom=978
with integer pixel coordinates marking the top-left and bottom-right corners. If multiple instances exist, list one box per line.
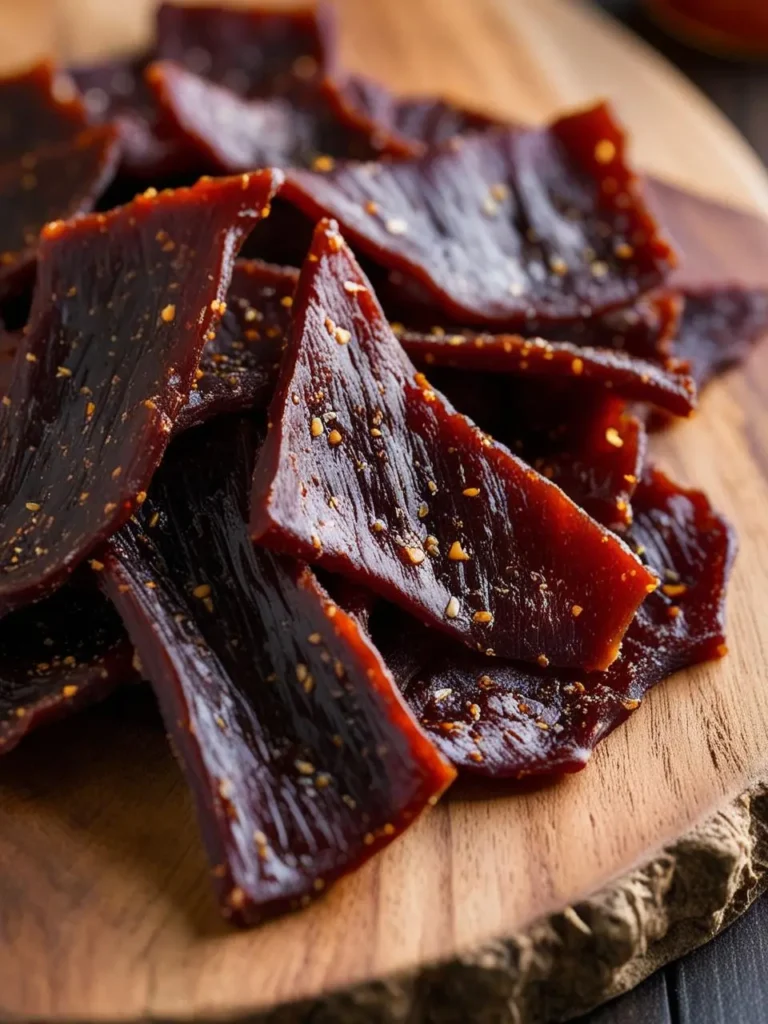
left=2, top=0, right=768, bottom=1020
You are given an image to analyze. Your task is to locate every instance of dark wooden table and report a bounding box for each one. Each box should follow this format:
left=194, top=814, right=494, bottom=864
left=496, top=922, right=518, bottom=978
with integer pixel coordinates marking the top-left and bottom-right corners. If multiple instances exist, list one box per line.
left=583, top=14, right=768, bottom=1024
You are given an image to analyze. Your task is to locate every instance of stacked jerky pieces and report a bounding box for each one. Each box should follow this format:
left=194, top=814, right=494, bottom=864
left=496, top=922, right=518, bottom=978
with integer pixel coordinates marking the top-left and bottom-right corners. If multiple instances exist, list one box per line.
left=0, top=2, right=762, bottom=927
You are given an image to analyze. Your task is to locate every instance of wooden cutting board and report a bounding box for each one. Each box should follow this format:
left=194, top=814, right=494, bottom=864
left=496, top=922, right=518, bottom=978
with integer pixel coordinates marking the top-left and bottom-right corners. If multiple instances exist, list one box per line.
left=3, top=1, right=768, bottom=1021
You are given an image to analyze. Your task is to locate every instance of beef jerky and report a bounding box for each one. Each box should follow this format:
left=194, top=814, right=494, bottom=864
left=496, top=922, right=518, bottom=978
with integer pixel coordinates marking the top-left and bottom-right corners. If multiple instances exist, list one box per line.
left=71, top=53, right=152, bottom=125
left=338, top=73, right=503, bottom=151
left=72, top=53, right=189, bottom=180
left=0, top=125, right=121, bottom=299
left=0, top=580, right=136, bottom=755
left=146, top=61, right=413, bottom=175
left=646, top=178, right=768, bottom=387
left=177, top=259, right=297, bottom=433
left=251, top=219, right=656, bottom=672
left=155, top=1, right=338, bottom=98
left=675, top=287, right=768, bottom=389
left=384, top=467, right=734, bottom=779
left=0, top=170, right=282, bottom=617
left=0, top=62, right=86, bottom=160
left=0, top=62, right=121, bottom=297
left=101, top=417, right=453, bottom=925
left=397, top=328, right=695, bottom=415
left=528, top=290, right=683, bottom=362
left=0, top=328, right=20, bottom=394
left=432, top=369, right=645, bottom=530
left=282, top=103, right=676, bottom=327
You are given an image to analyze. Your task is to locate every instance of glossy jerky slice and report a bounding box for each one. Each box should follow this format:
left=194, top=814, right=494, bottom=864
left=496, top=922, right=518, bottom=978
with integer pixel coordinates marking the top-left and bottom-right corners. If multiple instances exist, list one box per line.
left=282, top=103, right=676, bottom=327
left=71, top=53, right=190, bottom=180
left=0, top=170, right=282, bottom=617
left=0, top=125, right=121, bottom=299
left=384, top=467, right=734, bottom=779
left=251, top=219, right=655, bottom=671
left=155, top=1, right=338, bottom=98
left=527, top=290, right=683, bottom=362
left=674, top=287, right=768, bottom=389
left=397, top=329, right=695, bottom=415
left=337, top=74, right=504, bottom=152
left=0, top=61, right=86, bottom=160
left=432, top=369, right=645, bottom=530
left=101, top=417, right=453, bottom=925
left=0, top=580, right=136, bottom=755
left=146, top=62, right=414, bottom=175
left=176, top=259, right=297, bottom=433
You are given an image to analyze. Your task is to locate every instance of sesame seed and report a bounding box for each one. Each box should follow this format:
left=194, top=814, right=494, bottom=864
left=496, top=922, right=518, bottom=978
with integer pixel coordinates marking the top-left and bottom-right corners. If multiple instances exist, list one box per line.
left=364, top=200, right=378, bottom=214
left=418, top=502, right=429, bottom=518
left=537, top=653, right=549, bottom=667
left=334, top=326, right=351, bottom=345
left=549, top=255, right=568, bottom=275
left=591, top=260, right=609, bottom=278
left=462, top=487, right=480, bottom=497
left=444, top=596, right=460, bottom=619
left=434, top=688, right=453, bottom=702
left=193, top=584, right=211, bottom=599
left=328, top=429, right=343, bottom=445
left=473, top=610, right=493, bottom=624
left=25, top=353, right=37, bottom=363
left=89, top=559, right=104, bottom=572
left=662, top=583, right=687, bottom=597
left=385, top=218, right=408, bottom=235
left=448, top=541, right=470, bottom=561
left=594, top=139, right=616, bottom=164
left=62, top=685, right=78, bottom=698
left=160, top=304, right=176, bottom=322
left=310, top=416, right=324, bottom=437
left=571, top=604, right=583, bottom=617
left=614, top=242, right=634, bottom=259
left=605, top=427, right=624, bottom=447
left=295, top=760, right=315, bottom=775
left=571, top=358, right=584, bottom=375
left=280, top=295, right=294, bottom=308
left=343, top=281, right=367, bottom=294
left=403, top=546, right=426, bottom=565
left=56, top=366, right=72, bottom=378
left=25, top=502, right=41, bottom=512
left=312, top=154, right=335, bottom=172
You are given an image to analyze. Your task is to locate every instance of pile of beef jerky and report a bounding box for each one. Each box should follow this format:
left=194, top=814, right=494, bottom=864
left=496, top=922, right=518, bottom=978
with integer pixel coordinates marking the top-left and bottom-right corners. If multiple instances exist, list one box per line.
left=0, top=2, right=765, bottom=926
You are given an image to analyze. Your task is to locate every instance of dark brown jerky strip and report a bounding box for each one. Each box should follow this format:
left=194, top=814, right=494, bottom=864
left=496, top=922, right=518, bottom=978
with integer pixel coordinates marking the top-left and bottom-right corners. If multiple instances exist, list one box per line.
left=251, top=219, right=656, bottom=671
left=383, top=467, right=734, bottom=779
left=397, top=328, right=695, bottom=415
left=674, top=287, right=768, bottom=389
left=0, top=328, right=19, bottom=394
left=155, top=1, right=338, bottom=98
left=146, top=61, right=413, bottom=175
left=0, top=171, right=282, bottom=617
left=645, top=179, right=768, bottom=388
left=176, top=259, right=297, bottom=434
left=71, top=52, right=190, bottom=181
left=336, top=73, right=503, bottom=152
left=101, top=417, right=453, bottom=925
left=432, top=369, right=645, bottom=531
left=0, top=125, right=121, bottom=299
left=527, top=290, right=683, bottom=362
left=0, top=579, right=136, bottom=755
left=0, top=62, right=86, bottom=159
left=282, top=103, right=676, bottom=327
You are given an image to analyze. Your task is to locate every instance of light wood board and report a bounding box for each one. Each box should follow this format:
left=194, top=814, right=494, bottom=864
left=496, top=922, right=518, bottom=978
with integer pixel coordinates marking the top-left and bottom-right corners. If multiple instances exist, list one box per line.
left=2, top=0, right=768, bottom=1021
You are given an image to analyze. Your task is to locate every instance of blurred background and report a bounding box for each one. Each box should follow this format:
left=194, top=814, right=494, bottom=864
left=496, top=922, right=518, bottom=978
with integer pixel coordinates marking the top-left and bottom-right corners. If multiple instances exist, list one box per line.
left=599, top=0, right=768, bottom=163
